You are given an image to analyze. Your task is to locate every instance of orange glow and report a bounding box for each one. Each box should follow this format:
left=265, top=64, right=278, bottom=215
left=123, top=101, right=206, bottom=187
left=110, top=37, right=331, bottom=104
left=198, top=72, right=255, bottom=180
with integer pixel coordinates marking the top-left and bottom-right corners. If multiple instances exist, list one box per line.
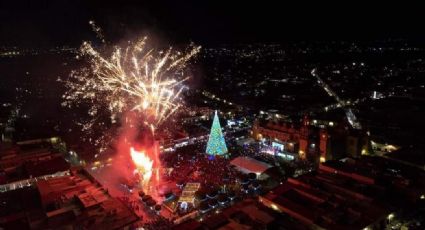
left=130, top=147, right=153, bottom=187
left=298, top=150, right=306, bottom=159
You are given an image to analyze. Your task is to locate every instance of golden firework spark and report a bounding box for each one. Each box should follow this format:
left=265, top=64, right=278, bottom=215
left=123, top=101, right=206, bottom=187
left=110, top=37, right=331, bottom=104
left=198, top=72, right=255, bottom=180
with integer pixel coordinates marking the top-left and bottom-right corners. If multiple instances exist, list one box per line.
left=88, top=20, right=105, bottom=44
left=63, top=36, right=200, bottom=148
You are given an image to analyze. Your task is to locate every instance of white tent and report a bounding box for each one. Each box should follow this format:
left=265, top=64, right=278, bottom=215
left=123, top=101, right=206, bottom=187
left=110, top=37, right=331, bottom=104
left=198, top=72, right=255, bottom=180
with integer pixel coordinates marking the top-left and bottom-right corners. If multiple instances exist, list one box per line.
left=230, top=156, right=272, bottom=180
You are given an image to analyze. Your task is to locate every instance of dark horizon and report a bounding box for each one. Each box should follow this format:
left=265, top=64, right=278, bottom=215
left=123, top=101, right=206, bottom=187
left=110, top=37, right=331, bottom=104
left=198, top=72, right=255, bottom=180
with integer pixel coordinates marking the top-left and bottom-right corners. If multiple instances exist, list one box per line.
left=1, top=1, right=425, bottom=47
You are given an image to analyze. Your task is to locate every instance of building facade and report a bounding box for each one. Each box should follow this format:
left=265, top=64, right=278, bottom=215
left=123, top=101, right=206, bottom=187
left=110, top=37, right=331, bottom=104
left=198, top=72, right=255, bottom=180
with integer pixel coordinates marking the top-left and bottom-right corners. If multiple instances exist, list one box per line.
left=252, top=116, right=369, bottom=162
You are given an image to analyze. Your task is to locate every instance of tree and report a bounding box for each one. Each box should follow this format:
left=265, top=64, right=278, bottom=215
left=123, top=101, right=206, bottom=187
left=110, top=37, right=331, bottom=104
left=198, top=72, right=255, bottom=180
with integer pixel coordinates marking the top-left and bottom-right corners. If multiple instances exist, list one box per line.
left=206, top=110, right=228, bottom=157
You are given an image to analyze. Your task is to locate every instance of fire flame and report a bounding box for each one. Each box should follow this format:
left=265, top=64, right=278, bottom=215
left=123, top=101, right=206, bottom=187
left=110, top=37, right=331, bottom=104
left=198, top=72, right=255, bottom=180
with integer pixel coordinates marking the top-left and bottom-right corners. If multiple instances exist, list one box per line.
left=130, top=147, right=153, bottom=186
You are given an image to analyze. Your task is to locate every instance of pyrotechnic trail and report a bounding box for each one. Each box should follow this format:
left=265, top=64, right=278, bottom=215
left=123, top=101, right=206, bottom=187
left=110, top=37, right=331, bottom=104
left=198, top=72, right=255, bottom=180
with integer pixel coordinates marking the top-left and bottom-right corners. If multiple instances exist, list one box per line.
left=88, top=20, right=106, bottom=44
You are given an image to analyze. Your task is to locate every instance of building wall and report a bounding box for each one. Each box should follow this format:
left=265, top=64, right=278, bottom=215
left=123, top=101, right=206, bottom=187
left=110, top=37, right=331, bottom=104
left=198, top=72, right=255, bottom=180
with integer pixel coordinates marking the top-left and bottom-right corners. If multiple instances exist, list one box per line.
left=319, top=129, right=330, bottom=161
left=253, top=119, right=370, bottom=162
left=349, top=134, right=370, bottom=157
left=346, top=136, right=359, bottom=157
left=252, top=121, right=315, bottom=159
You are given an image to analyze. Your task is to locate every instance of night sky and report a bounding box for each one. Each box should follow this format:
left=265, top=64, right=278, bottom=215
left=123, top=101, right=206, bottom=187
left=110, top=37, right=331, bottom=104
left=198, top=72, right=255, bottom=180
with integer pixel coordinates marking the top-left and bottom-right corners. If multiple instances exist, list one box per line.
left=1, top=0, right=424, bottom=46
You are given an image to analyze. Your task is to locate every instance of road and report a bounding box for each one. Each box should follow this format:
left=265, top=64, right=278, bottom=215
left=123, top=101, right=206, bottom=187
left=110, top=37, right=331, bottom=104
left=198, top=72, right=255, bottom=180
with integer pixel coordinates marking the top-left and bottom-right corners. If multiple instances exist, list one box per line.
left=311, top=68, right=362, bottom=129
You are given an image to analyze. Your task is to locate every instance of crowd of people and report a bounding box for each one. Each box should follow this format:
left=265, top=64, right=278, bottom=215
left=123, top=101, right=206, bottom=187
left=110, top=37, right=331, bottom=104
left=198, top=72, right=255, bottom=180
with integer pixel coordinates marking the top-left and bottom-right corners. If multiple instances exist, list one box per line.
left=161, top=143, right=242, bottom=190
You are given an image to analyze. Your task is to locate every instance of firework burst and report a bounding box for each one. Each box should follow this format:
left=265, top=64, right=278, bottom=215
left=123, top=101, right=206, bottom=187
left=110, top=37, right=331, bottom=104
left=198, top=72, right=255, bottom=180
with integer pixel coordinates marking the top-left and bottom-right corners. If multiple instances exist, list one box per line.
left=62, top=36, right=200, bottom=150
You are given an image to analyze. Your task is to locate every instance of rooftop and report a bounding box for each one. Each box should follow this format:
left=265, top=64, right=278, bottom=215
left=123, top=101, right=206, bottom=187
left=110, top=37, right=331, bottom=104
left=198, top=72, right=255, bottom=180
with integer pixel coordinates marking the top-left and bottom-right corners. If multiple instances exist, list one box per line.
left=173, top=199, right=306, bottom=230
left=260, top=171, right=391, bottom=230
left=0, top=168, right=138, bottom=229
left=230, top=156, right=272, bottom=175
left=24, top=156, right=69, bottom=178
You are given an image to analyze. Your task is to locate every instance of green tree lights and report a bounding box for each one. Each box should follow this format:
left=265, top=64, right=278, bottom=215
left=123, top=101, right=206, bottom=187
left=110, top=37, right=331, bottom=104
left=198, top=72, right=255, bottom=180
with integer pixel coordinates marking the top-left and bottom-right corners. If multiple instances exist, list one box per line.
left=206, top=110, right=228, bottom=156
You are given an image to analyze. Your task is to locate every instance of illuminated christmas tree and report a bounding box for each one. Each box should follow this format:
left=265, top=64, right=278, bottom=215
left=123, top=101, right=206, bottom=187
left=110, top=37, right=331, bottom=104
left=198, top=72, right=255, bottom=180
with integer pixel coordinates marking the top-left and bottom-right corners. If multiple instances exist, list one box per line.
left=206, top=110, right=228, bottom=157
